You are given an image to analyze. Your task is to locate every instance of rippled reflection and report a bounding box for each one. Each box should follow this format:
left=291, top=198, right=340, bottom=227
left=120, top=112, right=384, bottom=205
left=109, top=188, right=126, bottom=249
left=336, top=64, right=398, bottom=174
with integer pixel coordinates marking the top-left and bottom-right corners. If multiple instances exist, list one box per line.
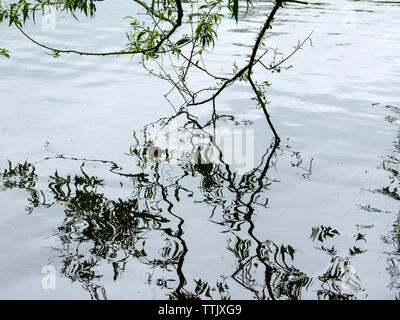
left=370, top=105, right=400, bottom=300
left=1, top=107, right=379, bottom=299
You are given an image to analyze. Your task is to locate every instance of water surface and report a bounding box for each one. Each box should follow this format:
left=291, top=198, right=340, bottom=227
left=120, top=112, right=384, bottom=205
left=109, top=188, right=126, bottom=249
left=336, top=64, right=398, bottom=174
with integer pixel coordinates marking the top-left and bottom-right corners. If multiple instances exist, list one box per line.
left=0, top=0, right=399, bottom=299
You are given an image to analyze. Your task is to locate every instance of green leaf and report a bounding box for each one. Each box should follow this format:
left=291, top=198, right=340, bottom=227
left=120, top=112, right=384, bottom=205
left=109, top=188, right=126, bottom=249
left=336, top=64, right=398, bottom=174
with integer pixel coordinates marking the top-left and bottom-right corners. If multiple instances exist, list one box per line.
left=175, top=37, right=191, bottom=46
left=0, top=48, right=10, bottom=58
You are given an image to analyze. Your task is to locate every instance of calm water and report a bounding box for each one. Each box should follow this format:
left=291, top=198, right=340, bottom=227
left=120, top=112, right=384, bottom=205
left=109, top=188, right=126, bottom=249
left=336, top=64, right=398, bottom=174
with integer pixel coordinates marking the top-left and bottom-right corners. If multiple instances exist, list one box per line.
left=0, top=0, right=399, bottom=299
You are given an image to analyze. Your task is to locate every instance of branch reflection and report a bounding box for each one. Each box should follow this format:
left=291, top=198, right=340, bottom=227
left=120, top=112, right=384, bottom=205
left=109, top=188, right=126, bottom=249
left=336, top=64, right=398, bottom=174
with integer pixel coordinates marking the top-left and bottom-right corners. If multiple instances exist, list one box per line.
left=0, top=108, right=365, bottom=300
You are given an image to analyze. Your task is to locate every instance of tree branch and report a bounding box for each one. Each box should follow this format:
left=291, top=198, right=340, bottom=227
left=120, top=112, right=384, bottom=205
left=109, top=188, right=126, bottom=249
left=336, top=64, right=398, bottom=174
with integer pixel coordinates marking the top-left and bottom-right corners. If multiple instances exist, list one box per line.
left=14, top=0, right=183, bottom=56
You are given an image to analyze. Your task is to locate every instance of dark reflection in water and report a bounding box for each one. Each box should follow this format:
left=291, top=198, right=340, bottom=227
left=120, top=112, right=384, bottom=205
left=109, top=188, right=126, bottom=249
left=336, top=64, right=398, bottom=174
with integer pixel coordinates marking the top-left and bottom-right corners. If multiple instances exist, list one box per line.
left=0, top=108, right=383, bottom=300
left=366, top=105, right=400, bottom=300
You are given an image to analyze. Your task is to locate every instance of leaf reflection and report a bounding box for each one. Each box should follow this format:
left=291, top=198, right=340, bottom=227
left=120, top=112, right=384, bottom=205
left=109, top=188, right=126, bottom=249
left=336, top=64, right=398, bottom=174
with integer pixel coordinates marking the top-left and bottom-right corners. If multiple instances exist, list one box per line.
left=0, top=108, right=366, bottom=300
